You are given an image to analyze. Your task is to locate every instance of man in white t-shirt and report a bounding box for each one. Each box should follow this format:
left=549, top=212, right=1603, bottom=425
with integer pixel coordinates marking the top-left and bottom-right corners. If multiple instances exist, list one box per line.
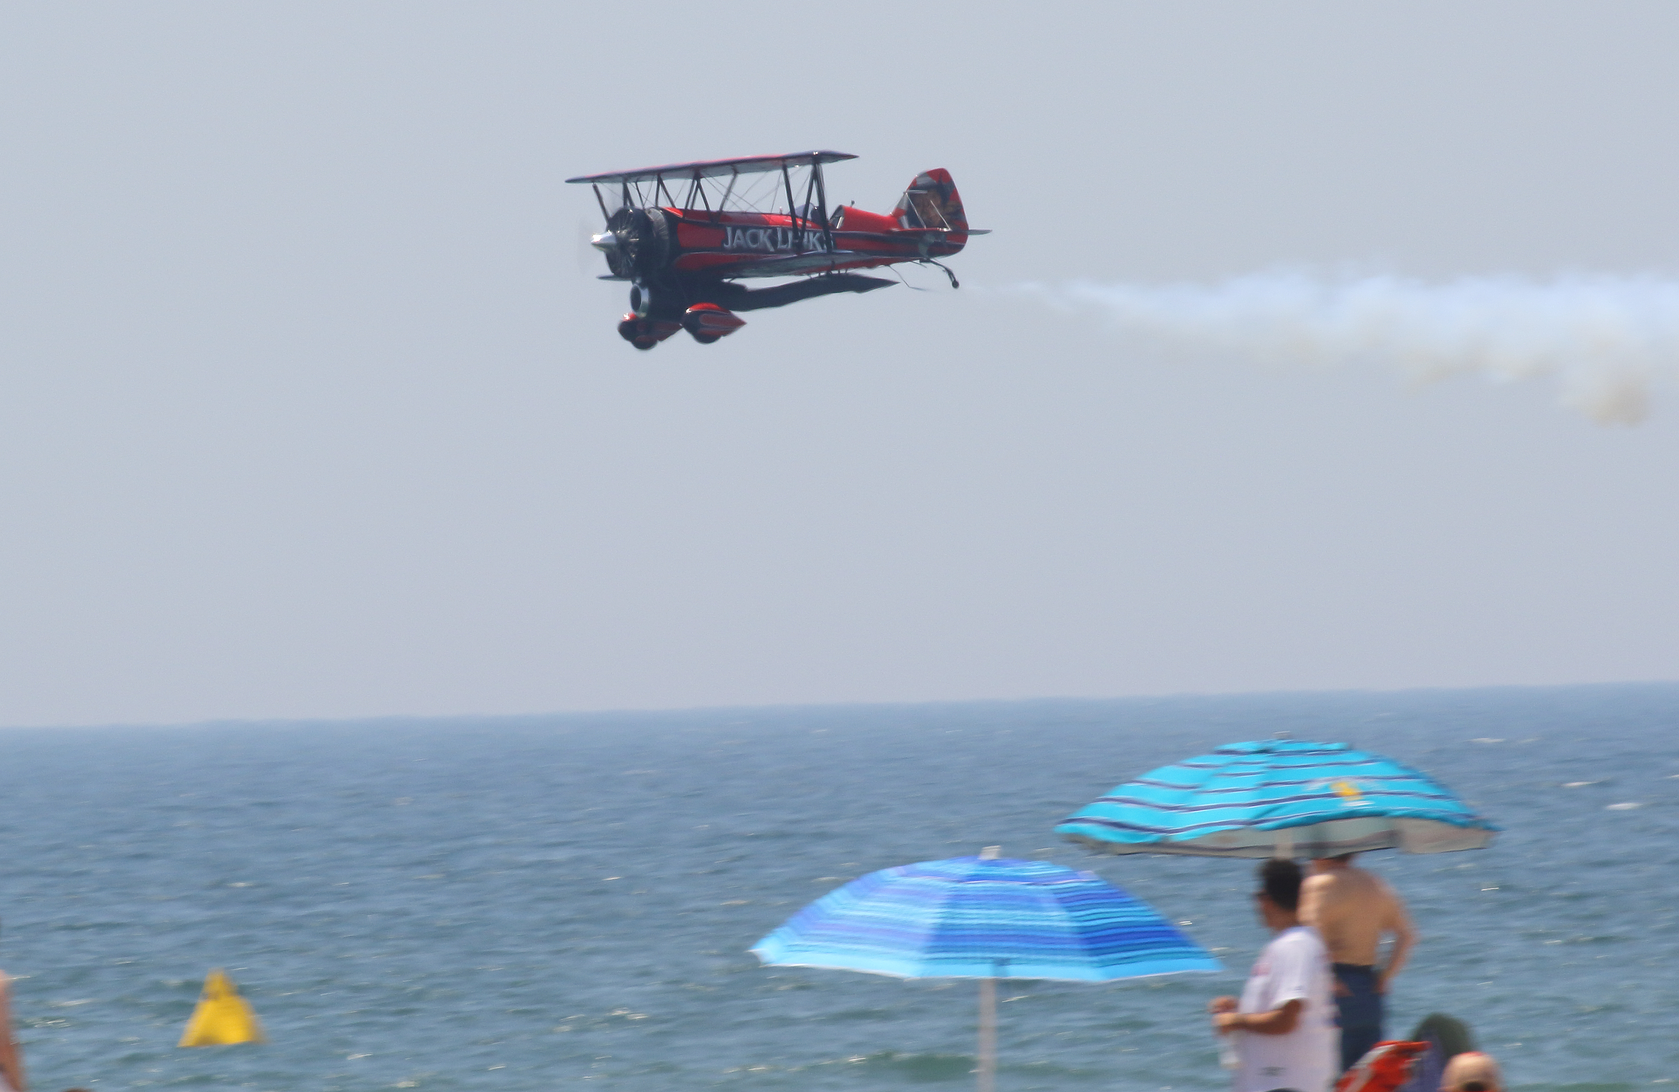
left=1209, top=858, right=1338, bottom=1092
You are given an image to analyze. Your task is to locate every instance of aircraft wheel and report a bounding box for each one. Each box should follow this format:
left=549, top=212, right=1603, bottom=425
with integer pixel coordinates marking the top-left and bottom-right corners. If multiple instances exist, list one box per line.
left=691, top=333, right=720, bottom=345
left=630, top=335, right=658, bottom=351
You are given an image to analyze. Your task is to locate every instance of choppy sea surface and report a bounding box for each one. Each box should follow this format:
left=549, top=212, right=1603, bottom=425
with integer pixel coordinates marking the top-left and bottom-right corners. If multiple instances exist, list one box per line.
left=3, top=683, right=1677, bottom=1092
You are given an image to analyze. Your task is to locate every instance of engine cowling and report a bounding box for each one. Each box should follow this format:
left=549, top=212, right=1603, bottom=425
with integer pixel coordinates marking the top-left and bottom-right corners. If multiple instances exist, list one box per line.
left=599, top=207, right=672, bottom=281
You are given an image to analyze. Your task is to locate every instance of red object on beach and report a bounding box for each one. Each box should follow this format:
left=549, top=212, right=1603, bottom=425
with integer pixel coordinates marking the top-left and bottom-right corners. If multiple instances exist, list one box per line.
left=1336, top=1040, right=1430, bottom=1092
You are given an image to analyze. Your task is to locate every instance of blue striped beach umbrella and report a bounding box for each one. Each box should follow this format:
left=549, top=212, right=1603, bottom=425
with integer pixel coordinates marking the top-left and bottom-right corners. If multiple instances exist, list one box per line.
left=752, top=850, right=1219, bottom=1092
left=1057, top=739, right=1499, bottom=858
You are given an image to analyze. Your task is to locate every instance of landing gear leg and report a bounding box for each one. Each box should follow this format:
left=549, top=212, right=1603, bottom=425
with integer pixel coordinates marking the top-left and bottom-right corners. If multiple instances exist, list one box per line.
left=617, top=314, right=658, bottom=351
left=920, top=259, right=960, bottom=289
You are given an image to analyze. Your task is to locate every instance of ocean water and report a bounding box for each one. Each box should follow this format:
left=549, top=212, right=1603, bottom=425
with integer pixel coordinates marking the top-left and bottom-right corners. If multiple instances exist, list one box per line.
left=3, top=684, right=1677, bottom=1092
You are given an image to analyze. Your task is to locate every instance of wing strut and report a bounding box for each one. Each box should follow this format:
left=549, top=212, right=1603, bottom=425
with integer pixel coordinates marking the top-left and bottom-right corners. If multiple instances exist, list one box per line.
left=716, top=167, right=738, bottom=224
left=800, top=169, right=817, bottom=242
left=813, top=161, right=833, bottom=253
left=781, top=162, right=798, bottom=241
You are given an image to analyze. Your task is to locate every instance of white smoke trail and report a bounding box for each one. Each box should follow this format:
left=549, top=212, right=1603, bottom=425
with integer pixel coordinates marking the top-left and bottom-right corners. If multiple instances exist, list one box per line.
left=1025, top=271, right=1679, bottom=425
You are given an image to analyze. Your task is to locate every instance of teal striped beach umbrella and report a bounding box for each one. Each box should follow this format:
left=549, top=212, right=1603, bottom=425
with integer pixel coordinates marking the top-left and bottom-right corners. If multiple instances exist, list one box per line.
left=752, top=850, right=1219, bottom=1092
left=1057, top=739, right=1499, bottom=858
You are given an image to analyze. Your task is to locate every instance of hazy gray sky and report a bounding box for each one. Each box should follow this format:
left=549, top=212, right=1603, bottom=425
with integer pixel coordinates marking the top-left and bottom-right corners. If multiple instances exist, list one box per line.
left=3, top=3, right=1677, bottom=727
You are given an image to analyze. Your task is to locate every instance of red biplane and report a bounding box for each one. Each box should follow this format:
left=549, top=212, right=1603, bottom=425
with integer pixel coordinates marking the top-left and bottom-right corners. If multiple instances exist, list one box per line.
left=567, top=151, right=985, bottom=349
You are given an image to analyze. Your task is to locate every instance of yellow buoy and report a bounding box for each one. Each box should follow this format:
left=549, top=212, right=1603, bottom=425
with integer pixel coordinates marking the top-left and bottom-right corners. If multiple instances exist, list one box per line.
left=178, top=969, right=265, bottom=1047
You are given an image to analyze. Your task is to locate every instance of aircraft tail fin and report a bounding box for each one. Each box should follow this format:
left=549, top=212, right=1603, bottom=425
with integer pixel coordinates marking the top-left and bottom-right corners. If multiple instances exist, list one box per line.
left=892, top=169, right=970, bottom=234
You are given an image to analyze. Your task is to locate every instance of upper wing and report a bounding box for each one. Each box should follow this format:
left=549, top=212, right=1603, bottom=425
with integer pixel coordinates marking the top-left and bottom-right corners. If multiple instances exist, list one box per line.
left=566, top=151, right=856, bottom=186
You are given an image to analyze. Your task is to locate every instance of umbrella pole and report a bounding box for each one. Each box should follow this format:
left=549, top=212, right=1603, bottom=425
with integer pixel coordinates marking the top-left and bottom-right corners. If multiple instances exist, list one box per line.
left=977, top=976, right=996, bottom=1092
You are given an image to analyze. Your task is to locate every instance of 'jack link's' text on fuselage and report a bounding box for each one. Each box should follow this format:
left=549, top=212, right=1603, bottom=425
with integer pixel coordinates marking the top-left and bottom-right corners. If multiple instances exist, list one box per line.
left=723, top=226, right=828, bottom=252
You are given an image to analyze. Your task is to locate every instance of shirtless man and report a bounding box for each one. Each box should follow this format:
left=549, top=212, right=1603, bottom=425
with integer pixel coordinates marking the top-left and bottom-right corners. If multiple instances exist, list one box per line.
left=1298, top=853, right=1415, bottom=1073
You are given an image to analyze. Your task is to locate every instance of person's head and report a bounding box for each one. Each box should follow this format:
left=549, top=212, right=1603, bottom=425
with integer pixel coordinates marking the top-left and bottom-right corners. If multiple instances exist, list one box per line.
left=1254, top=857, right=1302, bottom=928
left=1441, top=1052, right=1502, bottom=1092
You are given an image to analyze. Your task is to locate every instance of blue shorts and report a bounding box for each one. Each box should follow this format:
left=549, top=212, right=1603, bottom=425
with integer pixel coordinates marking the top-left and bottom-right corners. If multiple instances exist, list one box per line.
left=1333, top=963, right=1384, bottom=1071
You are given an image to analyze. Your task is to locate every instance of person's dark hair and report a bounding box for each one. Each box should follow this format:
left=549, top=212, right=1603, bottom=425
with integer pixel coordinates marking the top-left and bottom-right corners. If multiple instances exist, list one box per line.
left=1258, top=857, right=1303, bottom=911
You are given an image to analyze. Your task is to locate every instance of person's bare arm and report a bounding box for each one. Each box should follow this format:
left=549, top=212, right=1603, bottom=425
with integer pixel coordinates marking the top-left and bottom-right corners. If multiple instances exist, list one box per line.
left=1214, top=998, right=1304, bottom=1036
left=1298, top=874, right=1329, bottom=931
left=0, top=976, right=28, bottom=1091
left=1376, top=887, right=1416, bottom=994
